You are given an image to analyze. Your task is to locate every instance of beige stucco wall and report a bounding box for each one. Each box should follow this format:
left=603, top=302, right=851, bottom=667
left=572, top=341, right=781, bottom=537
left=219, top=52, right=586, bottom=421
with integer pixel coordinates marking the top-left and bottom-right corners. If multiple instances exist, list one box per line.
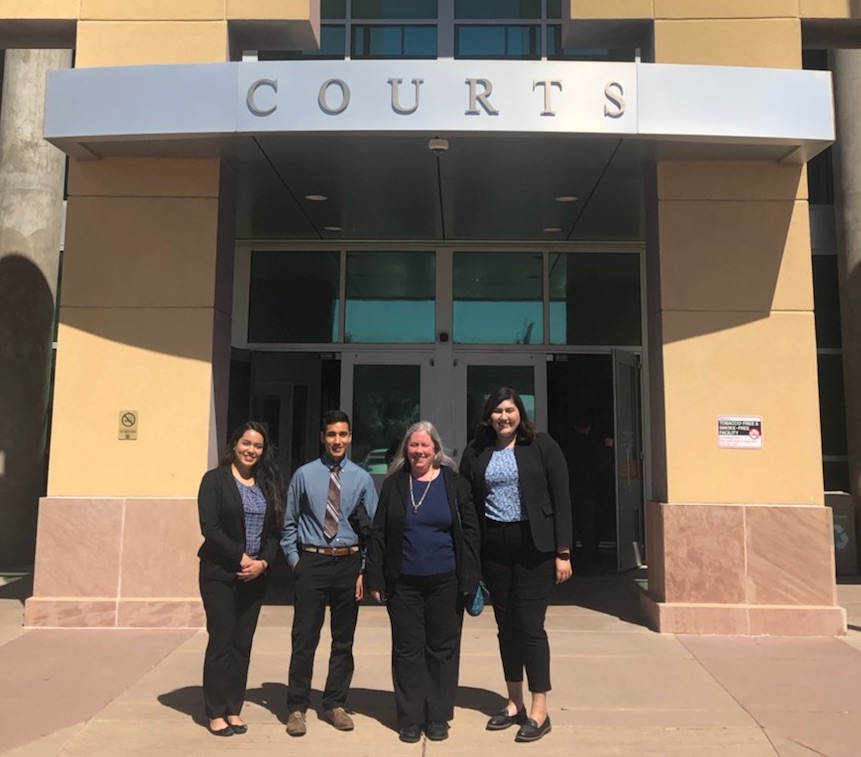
left=48, top=159, right=227, bottom=496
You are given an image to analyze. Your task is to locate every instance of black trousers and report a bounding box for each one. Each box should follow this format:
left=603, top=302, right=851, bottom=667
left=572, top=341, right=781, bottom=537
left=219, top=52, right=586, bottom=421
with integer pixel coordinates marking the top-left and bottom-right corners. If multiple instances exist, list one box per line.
left=482, top=520, right=555, bottom=693
left=287, top=551, right=361, bottom=712
left=199, top=571, right=268, bottom=719
left=387, top=571, right=463, bottom=728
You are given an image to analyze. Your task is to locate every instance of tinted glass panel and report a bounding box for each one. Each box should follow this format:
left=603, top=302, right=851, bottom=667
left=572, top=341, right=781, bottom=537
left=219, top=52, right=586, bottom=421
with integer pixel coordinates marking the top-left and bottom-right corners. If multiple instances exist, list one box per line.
left=818, top=353, right=848, bottom=456
left=248, top=252, right=340, bottom=343
left=455, top=0, right=541, bottom=19
left=352, top=364, right=420, bottom=464
left=345, top=251, right=435, bottom=342
left=456, top=24, right=540, bottom=58
left=453, top=252, right=543, bottom=344
left=352, top=0, right=437, bottom=18
left=352, top=24, right=437, bottom=57
left=813, top=255, right=843, bottom=348
left=322, top=0, right=347, bottom=18
left=261, top=25, right=346, bottom=59
left=546, top=0, right=562, bottom=18
left=550, top=253, right=641, bottom=346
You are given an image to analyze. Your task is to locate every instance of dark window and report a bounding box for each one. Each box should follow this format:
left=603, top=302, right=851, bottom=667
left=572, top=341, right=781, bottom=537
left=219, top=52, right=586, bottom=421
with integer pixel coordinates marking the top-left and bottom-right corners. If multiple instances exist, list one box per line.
left=455, top=0, right=542, bottom=19
left=352, top=25, right=437, bottom=58
left=352, top=0, right=438, bottom=18
left=455, top=24, right=541, bottom=59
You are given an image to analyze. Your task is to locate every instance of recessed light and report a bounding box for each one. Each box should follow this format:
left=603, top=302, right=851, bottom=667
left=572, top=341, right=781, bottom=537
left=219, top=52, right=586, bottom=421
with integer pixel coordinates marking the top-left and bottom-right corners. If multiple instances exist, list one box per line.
left=323, top=226, right=342, bottom=232
left=305, top=194, right=328, bottom=201
left=543, top=227, right=562, bottom=233
left=555, top=195, right=578, bottom=202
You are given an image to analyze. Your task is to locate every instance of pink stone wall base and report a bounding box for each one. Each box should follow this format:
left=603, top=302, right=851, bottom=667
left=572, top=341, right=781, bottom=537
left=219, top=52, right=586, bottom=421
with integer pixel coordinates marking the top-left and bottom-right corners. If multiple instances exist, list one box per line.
left=643, top=500, right=846, bottom=635
left=28, top=497, right=204, bottom=629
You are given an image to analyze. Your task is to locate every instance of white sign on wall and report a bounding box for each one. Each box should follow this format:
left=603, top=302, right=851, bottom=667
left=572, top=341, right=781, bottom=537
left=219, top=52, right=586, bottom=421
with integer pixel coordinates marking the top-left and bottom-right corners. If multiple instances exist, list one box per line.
left=717, top=415, right=762, bottom=449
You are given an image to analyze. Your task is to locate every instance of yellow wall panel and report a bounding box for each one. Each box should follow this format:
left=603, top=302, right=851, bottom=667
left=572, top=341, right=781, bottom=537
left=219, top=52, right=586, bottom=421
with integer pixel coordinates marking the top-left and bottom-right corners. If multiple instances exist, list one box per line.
left=660, top=311, right=823, bottom=505
left=654, top=19, right=802, bottom=68
left=0, top=0, right=78, bottom=19
left=68, top=158, right=221, bottom=198
left=656, top=199, right=814, bottom=313
left=48, top=312, right=216, bottom=497
left=655, top=0, right=798, bottom=18
left=569, top=0, right=654, bottom=20
left=80, top=0, right=224, bottom=21
left=227, top=0, right=313, bottom=21
left=656, top=161, right=806, bottom=202
left=62, top=196, right=221, bottom=309
left=75, top=21, right=228, bottom=66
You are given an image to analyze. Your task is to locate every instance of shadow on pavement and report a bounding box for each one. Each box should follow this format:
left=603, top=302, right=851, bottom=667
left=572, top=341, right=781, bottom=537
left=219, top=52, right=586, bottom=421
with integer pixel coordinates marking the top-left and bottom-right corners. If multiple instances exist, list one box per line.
left=0, top=570, right=33, bottom=605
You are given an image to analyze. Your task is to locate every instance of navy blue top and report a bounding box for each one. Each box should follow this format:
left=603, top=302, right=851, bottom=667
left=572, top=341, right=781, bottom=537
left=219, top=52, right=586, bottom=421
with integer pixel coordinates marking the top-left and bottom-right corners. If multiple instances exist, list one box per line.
left=401, top=475, right=456, bottom=576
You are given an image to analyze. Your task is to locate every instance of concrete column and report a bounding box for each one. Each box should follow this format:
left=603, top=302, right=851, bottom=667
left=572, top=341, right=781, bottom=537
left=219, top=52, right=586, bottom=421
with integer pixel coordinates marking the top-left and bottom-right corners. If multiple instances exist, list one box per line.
left=0, top=49, right=71, bottom=567
left=830, top=50, right=861, bottom=520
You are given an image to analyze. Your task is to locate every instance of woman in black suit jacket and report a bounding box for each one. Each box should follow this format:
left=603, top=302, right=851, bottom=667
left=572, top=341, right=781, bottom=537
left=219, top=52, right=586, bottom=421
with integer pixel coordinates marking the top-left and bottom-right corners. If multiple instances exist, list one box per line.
left=366, top=421, right=481, bottom=744
left=197, top=421, right=285, bottom=736
left=459, top=387, right=572, bottom=743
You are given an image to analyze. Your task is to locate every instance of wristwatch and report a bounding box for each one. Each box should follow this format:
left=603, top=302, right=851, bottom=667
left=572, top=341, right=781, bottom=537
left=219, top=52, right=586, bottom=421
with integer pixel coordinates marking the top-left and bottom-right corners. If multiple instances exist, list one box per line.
left=555, top=551, right=571, bottom=561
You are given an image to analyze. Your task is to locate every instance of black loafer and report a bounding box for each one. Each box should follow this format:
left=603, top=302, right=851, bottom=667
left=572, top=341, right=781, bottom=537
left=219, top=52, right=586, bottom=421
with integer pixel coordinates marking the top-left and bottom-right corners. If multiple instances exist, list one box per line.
left=208, top=723, right=233, bottom=737
left=399, top=724, right=422, bottom=743
left=425, top=721, right=449, bottom=741
left=486, top=706, right=527, bottom=731
left=515, top=716, right=552, bottom=742
left=229, top=723, right=248, bottom=734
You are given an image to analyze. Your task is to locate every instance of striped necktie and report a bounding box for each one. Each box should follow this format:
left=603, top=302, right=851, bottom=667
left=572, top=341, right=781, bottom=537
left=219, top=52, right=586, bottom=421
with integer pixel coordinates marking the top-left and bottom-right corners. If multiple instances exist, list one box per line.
left=324, top=463, right=341, bottom=540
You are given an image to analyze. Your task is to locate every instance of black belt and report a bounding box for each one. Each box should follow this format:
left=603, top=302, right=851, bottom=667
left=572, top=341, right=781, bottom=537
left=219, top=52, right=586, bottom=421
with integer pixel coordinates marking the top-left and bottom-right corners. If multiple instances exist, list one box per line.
left=302, top=545, right=359, bottom=557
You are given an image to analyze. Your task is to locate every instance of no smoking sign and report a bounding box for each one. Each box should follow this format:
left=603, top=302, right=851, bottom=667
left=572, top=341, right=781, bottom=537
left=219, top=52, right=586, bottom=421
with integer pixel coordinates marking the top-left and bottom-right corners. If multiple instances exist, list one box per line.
left=119, top=411, right=139, bottom=440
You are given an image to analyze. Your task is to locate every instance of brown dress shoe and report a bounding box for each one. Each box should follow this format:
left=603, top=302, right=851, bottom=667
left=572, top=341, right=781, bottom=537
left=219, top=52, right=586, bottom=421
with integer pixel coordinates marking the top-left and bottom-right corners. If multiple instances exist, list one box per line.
left=323, top=707, right=354, bottom=731
left=286, top=711, right=307, bottom=737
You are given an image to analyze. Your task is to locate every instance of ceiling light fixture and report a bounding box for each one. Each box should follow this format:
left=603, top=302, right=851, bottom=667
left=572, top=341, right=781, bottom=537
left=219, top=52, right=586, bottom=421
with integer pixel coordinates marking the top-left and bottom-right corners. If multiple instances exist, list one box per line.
left=323, top=226, right=342, bottom=232
left=305, top=194, right=328, bottom=201
left=543, top=227, right=562, bottom=233
left=555, top=195, right=578, bottom=202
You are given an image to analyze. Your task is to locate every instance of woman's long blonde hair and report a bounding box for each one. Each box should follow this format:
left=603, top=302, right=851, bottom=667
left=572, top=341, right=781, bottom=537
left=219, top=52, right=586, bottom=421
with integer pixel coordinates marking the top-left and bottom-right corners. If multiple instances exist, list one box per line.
left=386, top=420, right=457, bottom=476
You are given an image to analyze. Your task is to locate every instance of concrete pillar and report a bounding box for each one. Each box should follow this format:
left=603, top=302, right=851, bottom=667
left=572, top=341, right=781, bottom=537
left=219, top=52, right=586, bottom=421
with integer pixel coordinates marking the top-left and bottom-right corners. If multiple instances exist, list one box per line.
left=0, top=48, right=71, bottom=567
left=831, top=50, right=861, bottom=507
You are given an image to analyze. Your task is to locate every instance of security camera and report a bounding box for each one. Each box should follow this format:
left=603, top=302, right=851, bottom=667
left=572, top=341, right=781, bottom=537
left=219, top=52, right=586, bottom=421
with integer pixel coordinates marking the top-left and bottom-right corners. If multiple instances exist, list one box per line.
left=428, top=137, right=449, bottom=155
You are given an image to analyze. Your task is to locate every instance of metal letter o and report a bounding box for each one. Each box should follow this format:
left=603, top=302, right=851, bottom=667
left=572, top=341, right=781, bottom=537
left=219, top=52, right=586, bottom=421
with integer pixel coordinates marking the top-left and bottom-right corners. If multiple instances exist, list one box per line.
left=318, top=79, right=351, bottom=115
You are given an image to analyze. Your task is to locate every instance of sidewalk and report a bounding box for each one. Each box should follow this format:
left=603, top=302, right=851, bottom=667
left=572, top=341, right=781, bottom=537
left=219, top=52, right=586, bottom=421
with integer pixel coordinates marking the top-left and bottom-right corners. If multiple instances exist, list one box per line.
left=2, top=569, right=860, bottom=757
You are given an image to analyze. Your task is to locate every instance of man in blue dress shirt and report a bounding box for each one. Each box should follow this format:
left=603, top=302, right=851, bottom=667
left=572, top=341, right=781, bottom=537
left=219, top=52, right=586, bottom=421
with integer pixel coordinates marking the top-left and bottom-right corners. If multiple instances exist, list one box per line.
left=281, top=409, right=378, bottom=736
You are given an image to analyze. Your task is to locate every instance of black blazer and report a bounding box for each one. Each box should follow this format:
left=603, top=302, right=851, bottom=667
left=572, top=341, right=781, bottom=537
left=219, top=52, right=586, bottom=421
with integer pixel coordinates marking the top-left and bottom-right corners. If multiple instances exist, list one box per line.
left=365, top=466, right=481, bottom=597
left=459, top=432, right=572, bottom=554
left=197, top=466, right=281, bottom=582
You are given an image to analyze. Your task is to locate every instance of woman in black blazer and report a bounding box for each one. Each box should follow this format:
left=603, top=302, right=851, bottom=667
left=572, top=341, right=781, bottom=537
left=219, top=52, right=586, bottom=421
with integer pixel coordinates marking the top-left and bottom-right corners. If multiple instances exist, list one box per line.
left=197, top=421, right=285, bottom=736
left=459, top=388, right=572, bottom=743
left=366, top=421, right=481, bottom=744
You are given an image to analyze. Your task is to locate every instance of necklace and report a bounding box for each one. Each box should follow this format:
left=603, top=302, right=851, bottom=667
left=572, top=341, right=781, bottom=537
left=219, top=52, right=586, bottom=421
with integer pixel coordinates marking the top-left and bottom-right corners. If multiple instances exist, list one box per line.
left=409, top=471, right=437, bottom=514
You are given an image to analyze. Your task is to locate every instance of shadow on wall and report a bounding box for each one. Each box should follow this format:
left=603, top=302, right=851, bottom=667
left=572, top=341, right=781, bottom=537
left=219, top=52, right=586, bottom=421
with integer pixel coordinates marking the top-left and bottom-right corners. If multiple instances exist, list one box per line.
left=0, top=254, right=55, bottom=565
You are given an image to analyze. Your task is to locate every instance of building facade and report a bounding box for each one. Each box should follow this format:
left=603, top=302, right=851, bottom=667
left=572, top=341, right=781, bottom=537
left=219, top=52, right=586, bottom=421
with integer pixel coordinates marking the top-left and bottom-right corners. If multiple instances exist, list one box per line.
left=0, top=1, right=858, bottom=634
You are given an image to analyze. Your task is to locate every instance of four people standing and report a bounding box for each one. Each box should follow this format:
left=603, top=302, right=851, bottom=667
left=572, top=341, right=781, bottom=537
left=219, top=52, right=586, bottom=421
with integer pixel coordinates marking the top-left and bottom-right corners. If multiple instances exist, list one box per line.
left=280, top=410, right=378, bottom=736
left=197, top=394, right=574, bottom=743
left=459, top=387, right=573, bottom=743
left=365, top=421, right=481, bottom=743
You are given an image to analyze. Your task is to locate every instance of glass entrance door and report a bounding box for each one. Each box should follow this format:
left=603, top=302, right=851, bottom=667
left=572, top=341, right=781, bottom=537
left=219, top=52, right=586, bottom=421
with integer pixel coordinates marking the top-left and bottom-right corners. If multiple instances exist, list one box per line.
left=341, top=351, right=437, bottom=483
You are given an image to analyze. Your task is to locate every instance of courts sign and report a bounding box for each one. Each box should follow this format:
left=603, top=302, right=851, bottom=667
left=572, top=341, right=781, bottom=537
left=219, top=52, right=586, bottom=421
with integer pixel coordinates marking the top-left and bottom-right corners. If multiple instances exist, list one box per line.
left=43, top=59, right=834, bottom=158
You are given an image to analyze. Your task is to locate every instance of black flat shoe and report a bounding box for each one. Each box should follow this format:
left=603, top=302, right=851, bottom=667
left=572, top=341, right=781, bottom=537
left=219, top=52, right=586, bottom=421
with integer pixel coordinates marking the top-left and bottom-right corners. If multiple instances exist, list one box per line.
left=486, top=706, right=527, bottom=731
left=208, top=723, right=233, bottom=737
left=515, top=716, right=552, bottom=742
left=425, top=721, right=449, bottom=741
left=229, top=723, right=248, bottom=734
left=399, top=724, right=422, bottom=743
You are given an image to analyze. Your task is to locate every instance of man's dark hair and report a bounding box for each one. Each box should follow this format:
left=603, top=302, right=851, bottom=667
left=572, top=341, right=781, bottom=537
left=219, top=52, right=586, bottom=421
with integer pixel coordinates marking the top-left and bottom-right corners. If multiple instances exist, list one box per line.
left=321, top=409, right=351, bottom=431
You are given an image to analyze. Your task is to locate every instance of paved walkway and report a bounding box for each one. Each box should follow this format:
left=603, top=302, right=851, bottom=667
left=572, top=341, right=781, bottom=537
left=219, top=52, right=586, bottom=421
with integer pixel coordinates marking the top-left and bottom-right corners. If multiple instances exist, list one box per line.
left=1, top=569, right=861, bottom=757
